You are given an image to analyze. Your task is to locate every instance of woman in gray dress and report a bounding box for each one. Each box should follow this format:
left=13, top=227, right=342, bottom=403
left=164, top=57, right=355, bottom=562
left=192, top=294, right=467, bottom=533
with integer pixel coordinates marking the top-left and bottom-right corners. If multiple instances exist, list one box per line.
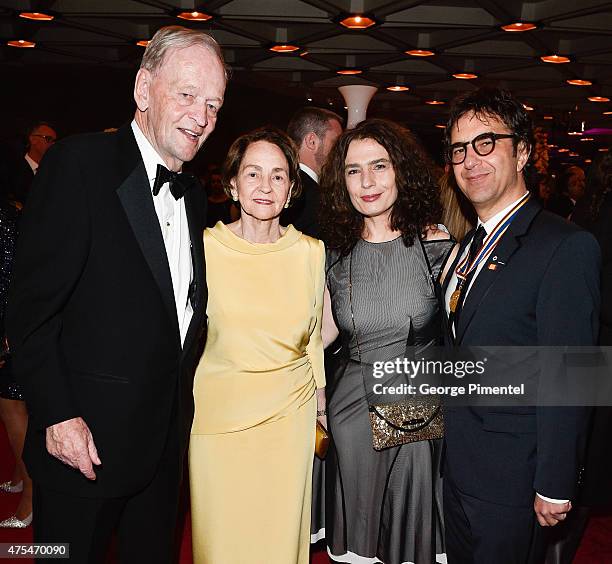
left=320, top=119, right=452, bottom=564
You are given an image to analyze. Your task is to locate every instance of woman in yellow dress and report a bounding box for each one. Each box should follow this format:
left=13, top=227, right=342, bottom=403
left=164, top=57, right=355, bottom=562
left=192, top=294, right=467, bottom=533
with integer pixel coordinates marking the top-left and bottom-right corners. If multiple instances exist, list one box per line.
left=189, top=127, right=326, bottom=564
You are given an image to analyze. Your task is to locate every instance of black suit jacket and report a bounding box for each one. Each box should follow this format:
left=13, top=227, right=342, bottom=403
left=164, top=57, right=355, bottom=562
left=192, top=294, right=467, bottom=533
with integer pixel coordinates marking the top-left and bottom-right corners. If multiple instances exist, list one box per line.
left=9, top=155, right=34, bottom=206
left=442, top=197, right=600, bottom=506
left=281, top=168, right=320, bottom=238
left=6, top=124, right=207, bottom=498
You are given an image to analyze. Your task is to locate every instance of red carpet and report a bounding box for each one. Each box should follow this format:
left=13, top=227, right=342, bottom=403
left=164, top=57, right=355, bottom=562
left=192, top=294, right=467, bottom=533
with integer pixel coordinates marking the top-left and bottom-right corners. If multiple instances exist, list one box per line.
left=1, top=423, right=610, bottom=563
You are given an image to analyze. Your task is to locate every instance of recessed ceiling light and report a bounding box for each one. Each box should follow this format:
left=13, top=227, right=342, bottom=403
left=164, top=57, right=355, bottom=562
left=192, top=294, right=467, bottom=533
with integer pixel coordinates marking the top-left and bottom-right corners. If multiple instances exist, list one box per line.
left=544, top=116, right=554, bottom=120
left=19, top=11, right=54, bottom=21
left=425, top=100, right=445, bottom=105
left=453, top=73, right=478, bottom=80
left=336, top=69, right=362, bottom=75
left=567, top=79, right=592, bottom=86
left=177, top=11, right=212, bottom=21
left=339, top=14, right=376, bottom=29
left=501, top=22, right=537, bottom=32
left=588, top=96, right=610, bottom=102
left=406, top=49, right=435, bottom=57
left=599, top=148, right=609, bottom=152
left=435, top=124, right=446, bottom=129
left=299, top=51, right=309, bottom=57
left=558, top=148, right=570, bottom=152
left=585, top=159, right=592, bottom=163
left=136, top=40, right=149, bottom=47
left=523, top=104, right=534, bottom=111
left=269, top=44, right=300, bottom=53
left=604, top=111, right=612, bottom=115
left=547, top=144, right=558, bottom=148
left=580, top=137, right=594, bottom=142
left=386, top=85, right=409, bottom=92
left=7, top=39, right=35, bottom=48
left=541, top=55, right=570, bottom=64
left=569, top=152, right=579, bottom=157
left=568, top=131, right=582, bottom=136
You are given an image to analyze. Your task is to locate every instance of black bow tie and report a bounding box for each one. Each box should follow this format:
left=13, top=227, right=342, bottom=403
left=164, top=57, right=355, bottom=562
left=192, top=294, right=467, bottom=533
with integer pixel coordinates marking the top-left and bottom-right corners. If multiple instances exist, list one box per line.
left=152, top=164, right=195, bottom=200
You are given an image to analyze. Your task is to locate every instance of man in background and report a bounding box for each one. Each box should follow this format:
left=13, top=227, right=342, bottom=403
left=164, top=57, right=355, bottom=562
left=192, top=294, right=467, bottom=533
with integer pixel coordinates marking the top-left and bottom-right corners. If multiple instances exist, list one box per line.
left=281, top=106, right=342, bottom=238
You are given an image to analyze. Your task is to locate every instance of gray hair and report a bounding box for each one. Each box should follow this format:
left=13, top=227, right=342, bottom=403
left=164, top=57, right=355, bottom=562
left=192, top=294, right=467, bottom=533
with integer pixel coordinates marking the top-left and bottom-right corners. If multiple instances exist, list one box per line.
left=287, top=106, right=343, bottom=147
left=140, top=25, right=229, bottom=81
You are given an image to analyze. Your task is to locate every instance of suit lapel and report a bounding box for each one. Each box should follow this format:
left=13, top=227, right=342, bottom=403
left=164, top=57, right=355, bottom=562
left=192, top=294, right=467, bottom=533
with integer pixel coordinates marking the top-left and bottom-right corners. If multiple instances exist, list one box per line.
left=115, top=126, right=180, bottom=340
left=455, top=197, right=542, bottom=343
left=182, top=185, right=206, bottom=355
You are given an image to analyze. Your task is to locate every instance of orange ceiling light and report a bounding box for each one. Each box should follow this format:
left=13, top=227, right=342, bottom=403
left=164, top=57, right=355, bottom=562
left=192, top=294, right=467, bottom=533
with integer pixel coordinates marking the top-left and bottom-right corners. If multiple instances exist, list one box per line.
left=544, top=116, right=554, bottom=120
left=425, top=100, right=445, bottom=105
left=435, top=124, right=446, bottom=129
left=269, top=44, right=300, bottom=53
left=406, top=49, right=435, bottom=57
left=339, top=14, right=376, bottom=29
left=599, top=148, right=610, bottom=152
left=7, top=39, right=35, bottom=48
left=558, top=148, right=570, bottom=152
left=299, top=51, right=309, bottom=57
left=19, top=11, right=54, bottom=21
left=501, top=22, right=537, bottom=32
left=568, top=131, right=582, bottom=136
left=541, top=54, right=570, bottom=63
left=336, top=69, right=362, bottom=75
left=604, top=111, right=612, bottom=115
left=453, top=73, right=478, bottom=79
left=387, top=85, right=410, bottom=92
left=177, top=11, right=212, bottom=21
left=136, top=40, right=149, bottom=47
left=567, top=79, right=592, bottom=86
left=547, top=144, right=558, bottom=148
left=588, top=96, right=610, bottom=102
left=580, top=137, right=594, bottom=141
left=569, top=152, right=579, bottom=157
left=523, top=104, right=534, bottom=111
left=585, top=159, right=592, bottom=163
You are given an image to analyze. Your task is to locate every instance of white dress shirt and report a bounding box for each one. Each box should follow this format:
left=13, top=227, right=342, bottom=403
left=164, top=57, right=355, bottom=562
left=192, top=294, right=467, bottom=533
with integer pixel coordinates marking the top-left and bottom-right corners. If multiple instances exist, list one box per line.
left=299, top=162, right=319, bottom=184
left=444, top=192, right=568, bottom=504
left=131, top=121, right=193, bottom=345
left=25, top=154, right=38, bottom=174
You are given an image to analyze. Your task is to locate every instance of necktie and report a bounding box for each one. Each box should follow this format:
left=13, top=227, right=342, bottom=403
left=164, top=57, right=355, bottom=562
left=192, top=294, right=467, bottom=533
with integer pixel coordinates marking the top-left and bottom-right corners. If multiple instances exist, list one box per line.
left=451, top=225, right=486, bottom=330
left=152, top=164, right=195, bottom=200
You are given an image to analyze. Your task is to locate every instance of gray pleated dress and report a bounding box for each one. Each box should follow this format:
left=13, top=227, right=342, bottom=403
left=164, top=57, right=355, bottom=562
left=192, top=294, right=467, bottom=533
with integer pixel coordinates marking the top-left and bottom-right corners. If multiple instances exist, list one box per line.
left=323, top=236, right=452, bottom=564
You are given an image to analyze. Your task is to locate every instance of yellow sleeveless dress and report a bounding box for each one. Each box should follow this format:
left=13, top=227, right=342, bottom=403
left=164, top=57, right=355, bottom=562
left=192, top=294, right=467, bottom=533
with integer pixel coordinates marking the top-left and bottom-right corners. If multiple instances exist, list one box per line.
left=189, top=222, right=325, bottom=564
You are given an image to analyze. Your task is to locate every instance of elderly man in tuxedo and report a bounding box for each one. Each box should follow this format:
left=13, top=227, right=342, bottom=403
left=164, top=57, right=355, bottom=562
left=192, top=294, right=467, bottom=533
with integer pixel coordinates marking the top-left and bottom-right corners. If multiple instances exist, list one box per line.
left=7, top=26, right=226, bottom=563
left=441, top=88, right=600, bottom=563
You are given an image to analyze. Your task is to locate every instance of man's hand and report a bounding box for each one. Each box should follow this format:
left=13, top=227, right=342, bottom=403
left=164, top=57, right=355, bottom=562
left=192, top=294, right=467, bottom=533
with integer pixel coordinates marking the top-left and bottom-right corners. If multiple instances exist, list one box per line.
left=46, top=417, right=101, bottom=480
left=534, top=495, right=572, bottom=526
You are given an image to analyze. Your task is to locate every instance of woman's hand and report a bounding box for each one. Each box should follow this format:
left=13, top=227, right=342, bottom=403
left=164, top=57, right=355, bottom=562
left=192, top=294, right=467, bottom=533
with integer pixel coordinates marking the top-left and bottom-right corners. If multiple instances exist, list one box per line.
left=316, top=387, right=327, bottom=429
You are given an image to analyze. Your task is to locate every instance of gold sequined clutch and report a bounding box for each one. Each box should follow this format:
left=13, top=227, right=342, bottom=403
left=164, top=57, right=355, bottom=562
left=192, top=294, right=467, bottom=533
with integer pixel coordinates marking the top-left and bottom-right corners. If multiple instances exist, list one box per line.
left=315, top=420, right=330, bottom=459
left=368, top=401, right=444, bottom=451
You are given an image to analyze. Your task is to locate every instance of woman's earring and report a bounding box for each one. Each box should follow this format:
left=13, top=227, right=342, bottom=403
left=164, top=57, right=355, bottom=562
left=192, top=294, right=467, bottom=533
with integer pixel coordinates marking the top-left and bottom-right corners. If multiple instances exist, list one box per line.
left=284, top=190, right=292, bottom=209
left=232, top=193, right=238, bottom=202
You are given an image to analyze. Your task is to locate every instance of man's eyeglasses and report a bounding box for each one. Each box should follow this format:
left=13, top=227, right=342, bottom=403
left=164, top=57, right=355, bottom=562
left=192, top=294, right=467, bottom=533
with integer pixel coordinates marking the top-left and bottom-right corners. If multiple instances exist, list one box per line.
left=31, top=134, right=56, bottom=144
left=447, top=132, right=517, bottom=165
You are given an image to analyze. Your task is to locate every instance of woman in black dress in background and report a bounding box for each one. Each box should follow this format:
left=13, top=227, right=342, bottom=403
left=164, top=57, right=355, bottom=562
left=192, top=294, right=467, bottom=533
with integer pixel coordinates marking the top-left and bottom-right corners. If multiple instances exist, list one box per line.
left=320, top=119, right=452, bottom=564
left=0, top=150, right=31, bottom=528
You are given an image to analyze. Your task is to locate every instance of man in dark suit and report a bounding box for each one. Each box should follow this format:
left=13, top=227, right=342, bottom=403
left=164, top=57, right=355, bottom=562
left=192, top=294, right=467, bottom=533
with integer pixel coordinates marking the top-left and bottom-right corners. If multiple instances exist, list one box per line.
left=441, top=88, right=600, bottom=563
left=281, top=106, right=342, bottom=238
left=6, top=26, right=226, bottom=563
left=10, top=121, right=57, bottom=207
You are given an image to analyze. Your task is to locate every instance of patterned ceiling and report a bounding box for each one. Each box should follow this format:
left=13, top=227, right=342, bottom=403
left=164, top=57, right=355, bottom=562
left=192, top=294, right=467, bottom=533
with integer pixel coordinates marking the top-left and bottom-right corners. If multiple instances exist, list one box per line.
left=2, top=0, right=612, bottom=164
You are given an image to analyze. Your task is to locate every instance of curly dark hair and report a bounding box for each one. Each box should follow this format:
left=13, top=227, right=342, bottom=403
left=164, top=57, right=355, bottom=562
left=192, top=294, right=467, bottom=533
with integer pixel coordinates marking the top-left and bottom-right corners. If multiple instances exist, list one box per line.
left=320, top=119, right=442, bottom=256
left=444, top=88, right=534, bottom=179
left=221, top=126, right=302, bottom=204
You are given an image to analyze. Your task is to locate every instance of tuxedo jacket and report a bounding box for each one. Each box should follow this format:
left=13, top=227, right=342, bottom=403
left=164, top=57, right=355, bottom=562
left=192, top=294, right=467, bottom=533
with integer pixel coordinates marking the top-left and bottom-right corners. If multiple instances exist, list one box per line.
left=281, top=169, right=320, bottom=238
left=6, top=124, right=207, bottom=498
left=442, top=197, right=600, bottom=506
